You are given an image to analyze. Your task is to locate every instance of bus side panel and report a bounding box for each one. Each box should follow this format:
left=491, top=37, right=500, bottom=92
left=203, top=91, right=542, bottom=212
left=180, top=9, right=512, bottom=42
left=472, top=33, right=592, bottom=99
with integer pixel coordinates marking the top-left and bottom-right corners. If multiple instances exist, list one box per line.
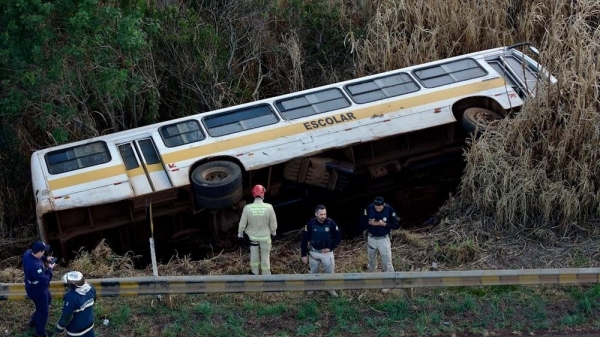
left=148, top=131, right=190, bottom=188
left=50, top=175, right=134, bottom=210
left=235, top=107, right=457, bottom=170
left=40, top=145, right=133, bottom=212
left=31, top=152, right=52, bottom=241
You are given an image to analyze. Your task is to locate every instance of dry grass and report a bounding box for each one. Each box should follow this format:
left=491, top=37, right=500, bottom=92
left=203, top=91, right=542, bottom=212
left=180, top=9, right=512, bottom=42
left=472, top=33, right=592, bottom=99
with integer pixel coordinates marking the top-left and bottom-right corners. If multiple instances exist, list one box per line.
left=456, top=0, right=600, bottom=235
left=4, top=227, right=600, bottom=284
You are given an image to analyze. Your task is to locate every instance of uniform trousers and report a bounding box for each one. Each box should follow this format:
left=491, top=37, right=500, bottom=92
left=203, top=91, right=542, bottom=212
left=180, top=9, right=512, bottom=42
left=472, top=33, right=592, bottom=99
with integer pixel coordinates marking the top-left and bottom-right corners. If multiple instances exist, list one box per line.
left=27, top=287, right=51, bottom=336
left=367, top=235, right=394, bottom=272
left=249, top=238, right=272, bottom=275
left=308, top=250, right=335, bottom=274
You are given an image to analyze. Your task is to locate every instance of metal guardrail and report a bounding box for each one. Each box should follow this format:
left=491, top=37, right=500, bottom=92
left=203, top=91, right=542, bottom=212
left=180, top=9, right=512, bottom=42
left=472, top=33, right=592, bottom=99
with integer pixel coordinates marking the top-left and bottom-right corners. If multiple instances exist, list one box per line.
left=2, top=268, right=599, bottom=300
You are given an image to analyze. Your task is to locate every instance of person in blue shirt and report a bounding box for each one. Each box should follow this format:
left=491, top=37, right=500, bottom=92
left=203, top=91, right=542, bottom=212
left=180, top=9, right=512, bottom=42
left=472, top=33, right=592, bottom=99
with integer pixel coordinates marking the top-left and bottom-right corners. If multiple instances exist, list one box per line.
left=22, top=240, right=56, bottom=337
left=300, top=204, right=342, bottom=297
left=360, top=196, right=401, bottom=293
left=55, top=271, right=97, bottom=337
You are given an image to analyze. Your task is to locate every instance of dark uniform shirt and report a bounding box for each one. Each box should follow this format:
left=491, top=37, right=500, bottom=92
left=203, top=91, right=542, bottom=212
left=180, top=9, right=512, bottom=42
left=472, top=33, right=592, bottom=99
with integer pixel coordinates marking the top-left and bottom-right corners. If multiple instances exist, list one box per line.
left=360, top=203, right=400, bottom=237
left=56, top=283, right=97, bottom=336
left=22, top=249, right=53, bottom=294
left=300, top=218, right=342, bottom=257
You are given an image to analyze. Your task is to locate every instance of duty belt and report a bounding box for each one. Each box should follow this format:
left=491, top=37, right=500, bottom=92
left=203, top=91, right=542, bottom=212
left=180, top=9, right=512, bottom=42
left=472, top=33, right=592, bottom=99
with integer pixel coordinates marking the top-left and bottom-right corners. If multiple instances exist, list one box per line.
left=368, top=233, right=389, bottom=239
left=310, top=248, right=328, bottom=253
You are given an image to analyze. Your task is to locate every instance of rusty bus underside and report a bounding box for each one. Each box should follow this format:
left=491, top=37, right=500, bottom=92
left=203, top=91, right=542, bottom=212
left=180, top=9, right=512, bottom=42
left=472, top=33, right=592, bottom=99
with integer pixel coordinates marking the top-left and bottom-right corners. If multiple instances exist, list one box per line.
left=42, top=124, right=467, bottom=261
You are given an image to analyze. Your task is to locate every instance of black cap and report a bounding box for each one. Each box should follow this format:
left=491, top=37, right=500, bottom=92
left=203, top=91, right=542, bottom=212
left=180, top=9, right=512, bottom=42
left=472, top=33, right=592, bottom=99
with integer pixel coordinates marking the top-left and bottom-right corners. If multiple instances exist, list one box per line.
left=373, top=196, right=385, bottom=206
left=32, top=240, right=51, bottom=253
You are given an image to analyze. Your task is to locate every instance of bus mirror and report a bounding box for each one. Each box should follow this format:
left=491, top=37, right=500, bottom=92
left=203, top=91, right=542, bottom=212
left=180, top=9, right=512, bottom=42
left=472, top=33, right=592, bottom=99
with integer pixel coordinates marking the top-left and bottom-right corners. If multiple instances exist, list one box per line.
left=528, top=45, right=539, bottom=56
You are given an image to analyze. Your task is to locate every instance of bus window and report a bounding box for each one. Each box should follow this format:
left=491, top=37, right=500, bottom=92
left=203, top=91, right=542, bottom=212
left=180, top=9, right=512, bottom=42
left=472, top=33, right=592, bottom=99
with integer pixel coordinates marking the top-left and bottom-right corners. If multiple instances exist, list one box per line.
left=413, top=58, right=487, bottom=88
left=203, top=104, right=279, bottom=137
left=486, top=59, right=528, bottom=99
left=275, top=88, right=350, bottom=120
left=118, top=143, right=140, bottom=170
left=138, top=139, right=161, bottom=165
left=159, top=120, right=205, bottom=148
left=503, top=55, right=539, bottom=95
left=345, top=72, right=420, bottom=104
left=45, top=141, right=111, bottom=175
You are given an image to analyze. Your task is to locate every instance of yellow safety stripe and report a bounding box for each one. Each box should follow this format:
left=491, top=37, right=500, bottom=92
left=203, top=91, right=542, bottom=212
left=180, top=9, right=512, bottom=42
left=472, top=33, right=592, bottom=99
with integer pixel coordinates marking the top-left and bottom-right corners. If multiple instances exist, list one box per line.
left=45, top=78, right=506, bottom=192
left=2, top=267, right=598, bottom=300
left=48, top=164, right=126, bottom=191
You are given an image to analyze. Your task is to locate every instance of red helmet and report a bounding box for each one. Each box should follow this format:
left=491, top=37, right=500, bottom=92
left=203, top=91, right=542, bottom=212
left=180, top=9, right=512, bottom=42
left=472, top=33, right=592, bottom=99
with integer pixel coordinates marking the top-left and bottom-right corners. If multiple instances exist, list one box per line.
left=252, top=184, right=266, bottom=198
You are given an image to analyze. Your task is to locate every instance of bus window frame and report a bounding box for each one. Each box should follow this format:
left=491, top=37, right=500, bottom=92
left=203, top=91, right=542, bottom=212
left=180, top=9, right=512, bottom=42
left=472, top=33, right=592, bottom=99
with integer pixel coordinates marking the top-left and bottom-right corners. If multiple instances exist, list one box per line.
left=412, top=57, right=489, bottom=88
left=45, top=141, right=112, bottom=175
left=275, top=88, right=351, bottom=120
left=202, top=103, right=280, bottom=137
left=343, top=71, right=421, bottom=104
left=158, top=119, right=206, bottom=148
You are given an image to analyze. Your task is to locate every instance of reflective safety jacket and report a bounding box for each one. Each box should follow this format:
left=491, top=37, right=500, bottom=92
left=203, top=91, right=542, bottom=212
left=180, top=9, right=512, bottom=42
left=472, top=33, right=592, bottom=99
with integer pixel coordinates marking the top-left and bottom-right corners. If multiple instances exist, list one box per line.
left=300, top=218, right=342, bottom=257
left=360, top=203, right=401, bottom=237
left=56, top=283, right=96, bottom=336
left=22, top=249, right=53, bottom=294
left=238, top=198, right=278, bottom=240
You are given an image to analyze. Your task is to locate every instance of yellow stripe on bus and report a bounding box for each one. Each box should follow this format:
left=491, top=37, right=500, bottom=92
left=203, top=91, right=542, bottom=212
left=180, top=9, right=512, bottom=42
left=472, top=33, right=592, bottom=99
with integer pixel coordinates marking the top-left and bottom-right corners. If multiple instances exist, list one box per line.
left=126, top=167, right=145, bottom=177
left=48, top=164, right=126, bottom=191
left=46, top=78, right=506, bottom=192
left=146, top=163, right=166, bottom=173
left=162, top=78, right=506, bottom=163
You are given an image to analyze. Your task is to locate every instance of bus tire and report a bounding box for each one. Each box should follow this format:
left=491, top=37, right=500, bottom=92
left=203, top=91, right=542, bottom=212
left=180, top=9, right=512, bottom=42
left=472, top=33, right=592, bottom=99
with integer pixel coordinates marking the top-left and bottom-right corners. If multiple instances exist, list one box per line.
left=195, top=186, right=243, bottom=210
left=191, top=161, right=242, bottom=198
left=461, top=107, right=504, bottom=134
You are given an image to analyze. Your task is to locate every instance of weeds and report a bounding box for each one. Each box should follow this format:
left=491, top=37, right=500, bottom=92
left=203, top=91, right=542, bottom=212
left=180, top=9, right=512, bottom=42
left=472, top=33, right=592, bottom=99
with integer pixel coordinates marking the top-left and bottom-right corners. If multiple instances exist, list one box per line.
left=3, top=284, right=600, bottom=336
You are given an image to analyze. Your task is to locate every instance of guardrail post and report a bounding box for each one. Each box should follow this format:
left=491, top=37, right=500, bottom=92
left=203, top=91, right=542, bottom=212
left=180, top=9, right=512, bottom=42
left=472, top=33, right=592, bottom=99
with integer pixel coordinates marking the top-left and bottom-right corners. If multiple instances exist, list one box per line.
left=148, top=201, right=173, bottom=309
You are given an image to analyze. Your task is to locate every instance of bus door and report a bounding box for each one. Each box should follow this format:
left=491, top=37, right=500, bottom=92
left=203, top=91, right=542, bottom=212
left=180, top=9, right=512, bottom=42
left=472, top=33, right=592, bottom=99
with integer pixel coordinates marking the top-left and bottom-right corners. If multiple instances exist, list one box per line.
left=117, top=138, right=172, bottom=195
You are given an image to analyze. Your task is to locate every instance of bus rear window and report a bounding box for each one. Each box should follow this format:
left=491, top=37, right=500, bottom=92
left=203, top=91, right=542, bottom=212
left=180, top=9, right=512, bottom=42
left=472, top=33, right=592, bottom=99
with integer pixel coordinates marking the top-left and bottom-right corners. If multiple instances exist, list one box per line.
left=413, top=58, right=487, bottom=88
left=345, top=72, right=420, bottom=104
left=275, top=88, right=350, bottom=120
left=203, top=104, right=279, bottom=137
left=159, top=120, right=205, bottom=147
left=45, top=141, right=111, bottom=174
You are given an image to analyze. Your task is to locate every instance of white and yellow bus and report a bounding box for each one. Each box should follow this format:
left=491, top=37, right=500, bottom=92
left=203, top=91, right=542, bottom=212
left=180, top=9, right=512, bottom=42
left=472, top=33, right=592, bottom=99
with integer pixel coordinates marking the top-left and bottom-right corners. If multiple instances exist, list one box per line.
left=31, top=43, right=555, bottom=258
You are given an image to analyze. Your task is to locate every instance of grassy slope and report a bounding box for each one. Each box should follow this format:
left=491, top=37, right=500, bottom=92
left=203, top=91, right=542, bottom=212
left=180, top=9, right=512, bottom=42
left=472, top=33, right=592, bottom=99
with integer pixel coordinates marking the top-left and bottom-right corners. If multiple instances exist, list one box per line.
left=2, top=236, right=600, bottom=336
left=3, top=284, right=600, bottom=337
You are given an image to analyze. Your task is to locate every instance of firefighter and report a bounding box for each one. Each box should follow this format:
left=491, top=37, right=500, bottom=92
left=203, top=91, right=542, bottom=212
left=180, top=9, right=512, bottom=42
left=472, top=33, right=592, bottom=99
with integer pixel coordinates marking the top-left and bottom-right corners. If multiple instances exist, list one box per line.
left=55, top=271, right=97, bottom=337
left=300, top=204, right=342, bottom=297
left=360, top=196, right=401, bottom=293
left=22, top=240, right=55, bottom=337
left=238, top=184, right=278, bottom=275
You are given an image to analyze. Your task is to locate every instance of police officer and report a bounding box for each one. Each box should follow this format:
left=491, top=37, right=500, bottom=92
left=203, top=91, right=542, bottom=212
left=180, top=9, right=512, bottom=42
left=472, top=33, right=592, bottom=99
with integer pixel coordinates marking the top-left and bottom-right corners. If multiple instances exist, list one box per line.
left=55, top=271, right=97, bottom=337
left=238, top=184, right=278, bottom=275
left=300, top=204, right=342, bottom=297
left=360, top=196, right=400, bottom=293
left=23, top=240, right=55, bottom=337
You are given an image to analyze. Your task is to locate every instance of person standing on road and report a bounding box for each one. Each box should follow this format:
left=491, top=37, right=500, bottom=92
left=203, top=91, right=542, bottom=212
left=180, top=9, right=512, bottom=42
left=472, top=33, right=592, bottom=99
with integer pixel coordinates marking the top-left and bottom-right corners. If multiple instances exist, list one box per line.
left=238, top=184, right=278, bottom=275
left=360, top=196, right=400, bottom=293
left=300, top=204, right=342, bottom=297
left=22, top=240, right=56, bottom=337
left=55, top=271, right=97, bottom=337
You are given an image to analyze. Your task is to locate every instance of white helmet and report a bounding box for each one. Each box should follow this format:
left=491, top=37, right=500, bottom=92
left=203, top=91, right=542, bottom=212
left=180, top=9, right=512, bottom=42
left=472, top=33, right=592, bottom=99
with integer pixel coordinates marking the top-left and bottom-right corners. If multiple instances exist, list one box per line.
left=62, top=271, right=85, bottom=287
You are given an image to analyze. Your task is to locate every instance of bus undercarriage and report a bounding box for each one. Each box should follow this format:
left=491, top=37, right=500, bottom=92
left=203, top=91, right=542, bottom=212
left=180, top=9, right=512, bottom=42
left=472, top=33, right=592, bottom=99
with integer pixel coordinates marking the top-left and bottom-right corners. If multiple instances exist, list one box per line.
left=42, top=123, right=467, bottom=261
